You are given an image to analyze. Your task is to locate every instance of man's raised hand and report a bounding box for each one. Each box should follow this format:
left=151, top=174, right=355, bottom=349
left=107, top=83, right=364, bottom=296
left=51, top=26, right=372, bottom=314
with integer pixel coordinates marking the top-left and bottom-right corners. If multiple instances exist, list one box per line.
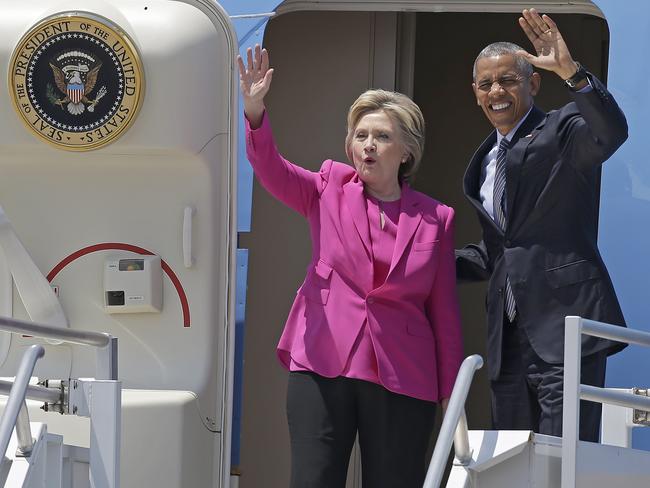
left=516, top=8, right=578, bottom=80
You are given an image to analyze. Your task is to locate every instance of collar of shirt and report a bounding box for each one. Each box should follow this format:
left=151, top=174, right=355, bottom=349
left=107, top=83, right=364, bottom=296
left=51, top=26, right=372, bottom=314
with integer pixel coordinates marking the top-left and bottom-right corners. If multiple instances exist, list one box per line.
left=478, top=106, right=533, bottom=219
left=496, top=105, right=534, bottom=147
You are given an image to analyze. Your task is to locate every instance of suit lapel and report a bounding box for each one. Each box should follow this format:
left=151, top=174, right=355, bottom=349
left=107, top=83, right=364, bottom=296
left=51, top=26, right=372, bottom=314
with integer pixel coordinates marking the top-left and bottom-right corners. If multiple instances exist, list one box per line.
left=387, top=185, right=422, bottom=277
left=342, top=176, right=372, bottom=260
left=504, top=106, right=546, bottom=226
left=464, top=132, right=502, bottom=234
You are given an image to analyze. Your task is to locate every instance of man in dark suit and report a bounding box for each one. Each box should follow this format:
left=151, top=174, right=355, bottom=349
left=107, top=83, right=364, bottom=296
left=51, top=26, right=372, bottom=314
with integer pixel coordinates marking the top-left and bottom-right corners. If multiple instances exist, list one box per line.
left=456, top=8, right=628, bottom=441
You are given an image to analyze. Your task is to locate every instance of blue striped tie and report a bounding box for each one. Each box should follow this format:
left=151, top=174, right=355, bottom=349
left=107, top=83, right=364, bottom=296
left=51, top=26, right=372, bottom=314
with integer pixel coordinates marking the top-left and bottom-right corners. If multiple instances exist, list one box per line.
left=493, top=138, right=517, bottom=322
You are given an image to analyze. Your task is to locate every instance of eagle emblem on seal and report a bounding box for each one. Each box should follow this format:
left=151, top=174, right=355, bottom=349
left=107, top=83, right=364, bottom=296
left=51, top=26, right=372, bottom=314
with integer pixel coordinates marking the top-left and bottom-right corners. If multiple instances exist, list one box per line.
left=47, top=50, right=107, bottom=115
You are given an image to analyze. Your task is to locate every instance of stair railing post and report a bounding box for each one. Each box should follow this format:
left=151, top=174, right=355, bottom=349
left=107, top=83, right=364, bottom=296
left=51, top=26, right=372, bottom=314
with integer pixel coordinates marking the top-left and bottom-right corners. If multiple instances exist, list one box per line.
left=561, top=316, right=582, bottom=488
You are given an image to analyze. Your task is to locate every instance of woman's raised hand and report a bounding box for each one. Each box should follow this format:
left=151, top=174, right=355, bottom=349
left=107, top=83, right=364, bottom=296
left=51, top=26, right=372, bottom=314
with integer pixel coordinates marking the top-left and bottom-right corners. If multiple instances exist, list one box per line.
left=238, top=44, right=274, bottom=128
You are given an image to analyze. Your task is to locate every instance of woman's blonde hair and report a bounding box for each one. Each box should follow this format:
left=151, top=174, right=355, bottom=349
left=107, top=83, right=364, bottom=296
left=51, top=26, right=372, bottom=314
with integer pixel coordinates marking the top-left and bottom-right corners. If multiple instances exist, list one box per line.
left=345, top=89, right=425, bottom=183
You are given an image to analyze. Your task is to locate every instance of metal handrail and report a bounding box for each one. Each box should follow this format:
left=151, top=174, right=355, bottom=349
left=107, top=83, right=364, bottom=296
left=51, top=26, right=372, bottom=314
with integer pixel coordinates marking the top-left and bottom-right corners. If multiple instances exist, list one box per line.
left=561, top=316, right=650, bottom=488
left=0, top=380, right=60, bottom=404
left=453, top=409, right=472, bottom=464
left=0, top=315, right=117, bottom=380
left=0, top=345, right=45, bottom=459
left=0, top=315, right=110, bottom=347
left=15, top=401, right=32, bottom=456
left=423, top=354, right=484, bottom=488
left=581, top=384, right=650, bottom=411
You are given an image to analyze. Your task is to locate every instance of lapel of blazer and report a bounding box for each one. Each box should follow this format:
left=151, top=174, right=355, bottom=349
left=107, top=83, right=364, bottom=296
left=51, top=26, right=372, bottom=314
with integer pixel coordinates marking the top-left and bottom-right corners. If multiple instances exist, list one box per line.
left=387, top=184, right=423, bottom=278
left=464, top=131, right=503, bottom=234
left=342, top=176, right=372, bottom=260
left=505, top=106, right=546, bottom=227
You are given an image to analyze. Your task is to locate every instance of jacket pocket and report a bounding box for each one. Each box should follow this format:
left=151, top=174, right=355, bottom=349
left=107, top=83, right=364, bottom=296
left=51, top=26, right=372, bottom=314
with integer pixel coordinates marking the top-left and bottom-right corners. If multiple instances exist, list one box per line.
left=314, top=259, right=333, bottom=279
left=300, top=259, right=333, bottom=304
left=406, top=321, right=434, bottom=340
left=413, top=240, right=440, bottom=252
left=545, top=259, right=600, bottom=288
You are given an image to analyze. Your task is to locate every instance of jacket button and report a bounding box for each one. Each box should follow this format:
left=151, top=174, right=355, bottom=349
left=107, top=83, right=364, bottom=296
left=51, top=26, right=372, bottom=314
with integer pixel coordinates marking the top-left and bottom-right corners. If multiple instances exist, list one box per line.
left=505, top=240, right=512, bottom=247
left=367, top=297, right=375, bottom=304
left=498, top=288, right=503, bottom=295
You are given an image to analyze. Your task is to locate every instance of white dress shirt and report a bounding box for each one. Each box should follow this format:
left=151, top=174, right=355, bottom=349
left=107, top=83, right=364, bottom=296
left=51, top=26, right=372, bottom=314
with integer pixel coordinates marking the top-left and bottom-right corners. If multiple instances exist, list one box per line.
left=479, top=107, right=532, bottom=220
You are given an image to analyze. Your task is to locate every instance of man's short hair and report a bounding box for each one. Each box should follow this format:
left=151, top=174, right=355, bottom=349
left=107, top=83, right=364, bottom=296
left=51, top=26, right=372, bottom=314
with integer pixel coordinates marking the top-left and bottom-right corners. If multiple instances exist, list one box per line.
left=472, top=42, right=534, bottom=80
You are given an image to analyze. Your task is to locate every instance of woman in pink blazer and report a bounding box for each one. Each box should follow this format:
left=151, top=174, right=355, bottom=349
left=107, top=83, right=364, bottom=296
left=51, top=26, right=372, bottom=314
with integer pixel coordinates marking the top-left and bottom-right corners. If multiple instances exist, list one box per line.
left=239, top=45, right=463, bottom=488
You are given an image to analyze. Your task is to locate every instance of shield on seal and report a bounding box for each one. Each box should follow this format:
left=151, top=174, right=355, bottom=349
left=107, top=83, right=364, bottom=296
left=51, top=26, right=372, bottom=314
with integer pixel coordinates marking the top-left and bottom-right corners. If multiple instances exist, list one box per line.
left=67, top=83, right=84, bottom=104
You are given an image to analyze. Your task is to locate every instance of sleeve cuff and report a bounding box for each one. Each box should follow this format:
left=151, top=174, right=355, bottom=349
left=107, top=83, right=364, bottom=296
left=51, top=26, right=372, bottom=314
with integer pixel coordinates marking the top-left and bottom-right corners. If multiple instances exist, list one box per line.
left=576, top=77, right=593, bottom=94
left=244, top=110, right=268, bottom=133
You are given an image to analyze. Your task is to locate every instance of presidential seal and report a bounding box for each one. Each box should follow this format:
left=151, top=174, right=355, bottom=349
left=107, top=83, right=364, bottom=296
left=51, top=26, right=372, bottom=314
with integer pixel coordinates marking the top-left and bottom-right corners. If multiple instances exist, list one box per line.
left=8, top=13, right=144, bottom=150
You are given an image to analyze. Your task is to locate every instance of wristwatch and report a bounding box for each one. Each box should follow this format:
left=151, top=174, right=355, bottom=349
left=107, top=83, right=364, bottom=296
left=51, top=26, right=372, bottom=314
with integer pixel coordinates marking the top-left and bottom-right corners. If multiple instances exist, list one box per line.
left=564, top=62, right=588, bottom=90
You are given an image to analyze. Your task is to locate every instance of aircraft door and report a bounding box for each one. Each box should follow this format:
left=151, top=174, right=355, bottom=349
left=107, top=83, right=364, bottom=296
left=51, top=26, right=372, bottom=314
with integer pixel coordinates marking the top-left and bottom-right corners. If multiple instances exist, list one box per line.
left=0, top=1, right=239, bottom=486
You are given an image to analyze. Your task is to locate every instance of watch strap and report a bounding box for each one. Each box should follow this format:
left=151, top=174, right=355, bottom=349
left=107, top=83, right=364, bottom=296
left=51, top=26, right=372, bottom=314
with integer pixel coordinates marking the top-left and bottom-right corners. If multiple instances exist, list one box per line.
left=564, top=62, right=588, bottom=90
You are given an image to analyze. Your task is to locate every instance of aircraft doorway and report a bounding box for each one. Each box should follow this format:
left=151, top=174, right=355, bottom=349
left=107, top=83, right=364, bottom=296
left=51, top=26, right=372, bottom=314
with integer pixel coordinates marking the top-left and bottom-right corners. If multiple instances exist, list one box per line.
left=411, top=8, right=610, bottom=459
left=238, top=7, right=609, bottom=488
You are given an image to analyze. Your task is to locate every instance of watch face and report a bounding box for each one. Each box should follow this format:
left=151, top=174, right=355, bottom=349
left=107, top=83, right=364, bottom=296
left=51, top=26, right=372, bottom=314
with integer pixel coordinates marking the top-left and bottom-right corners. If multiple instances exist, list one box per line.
left=8, top=12, right=144, bottom=151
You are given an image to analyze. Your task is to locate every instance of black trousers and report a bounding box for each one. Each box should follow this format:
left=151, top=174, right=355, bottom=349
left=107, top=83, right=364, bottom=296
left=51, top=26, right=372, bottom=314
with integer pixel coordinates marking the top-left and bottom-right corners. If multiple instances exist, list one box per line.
left=490, top=318, right=607, bottom=441
left=286, top=371, right=437, bottom=488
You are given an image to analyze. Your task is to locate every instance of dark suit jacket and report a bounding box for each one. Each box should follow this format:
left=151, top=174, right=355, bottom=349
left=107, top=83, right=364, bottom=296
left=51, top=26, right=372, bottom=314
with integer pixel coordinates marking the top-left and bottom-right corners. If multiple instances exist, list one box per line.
left=457, top=73, right=628, bottom=380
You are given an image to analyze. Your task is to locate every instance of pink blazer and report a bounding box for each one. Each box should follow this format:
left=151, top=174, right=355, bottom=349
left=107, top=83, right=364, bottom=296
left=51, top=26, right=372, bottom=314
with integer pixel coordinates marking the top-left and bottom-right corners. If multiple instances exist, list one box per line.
left=246, top=113, right=463, bottom=401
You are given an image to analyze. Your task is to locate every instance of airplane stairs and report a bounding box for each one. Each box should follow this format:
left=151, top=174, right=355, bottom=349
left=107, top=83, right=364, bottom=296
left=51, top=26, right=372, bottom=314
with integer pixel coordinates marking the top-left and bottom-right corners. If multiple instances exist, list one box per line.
left=426, top=317, right=650, bottom=488
left=2, top=316, right=650, bottom=488
left=0, top=316, right=119, bottom=488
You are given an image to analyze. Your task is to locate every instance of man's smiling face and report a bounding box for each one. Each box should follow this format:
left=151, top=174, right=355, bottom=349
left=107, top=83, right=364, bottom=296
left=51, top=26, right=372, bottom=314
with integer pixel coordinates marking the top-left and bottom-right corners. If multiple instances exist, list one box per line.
left=473, top=54, right=540, bottom=135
